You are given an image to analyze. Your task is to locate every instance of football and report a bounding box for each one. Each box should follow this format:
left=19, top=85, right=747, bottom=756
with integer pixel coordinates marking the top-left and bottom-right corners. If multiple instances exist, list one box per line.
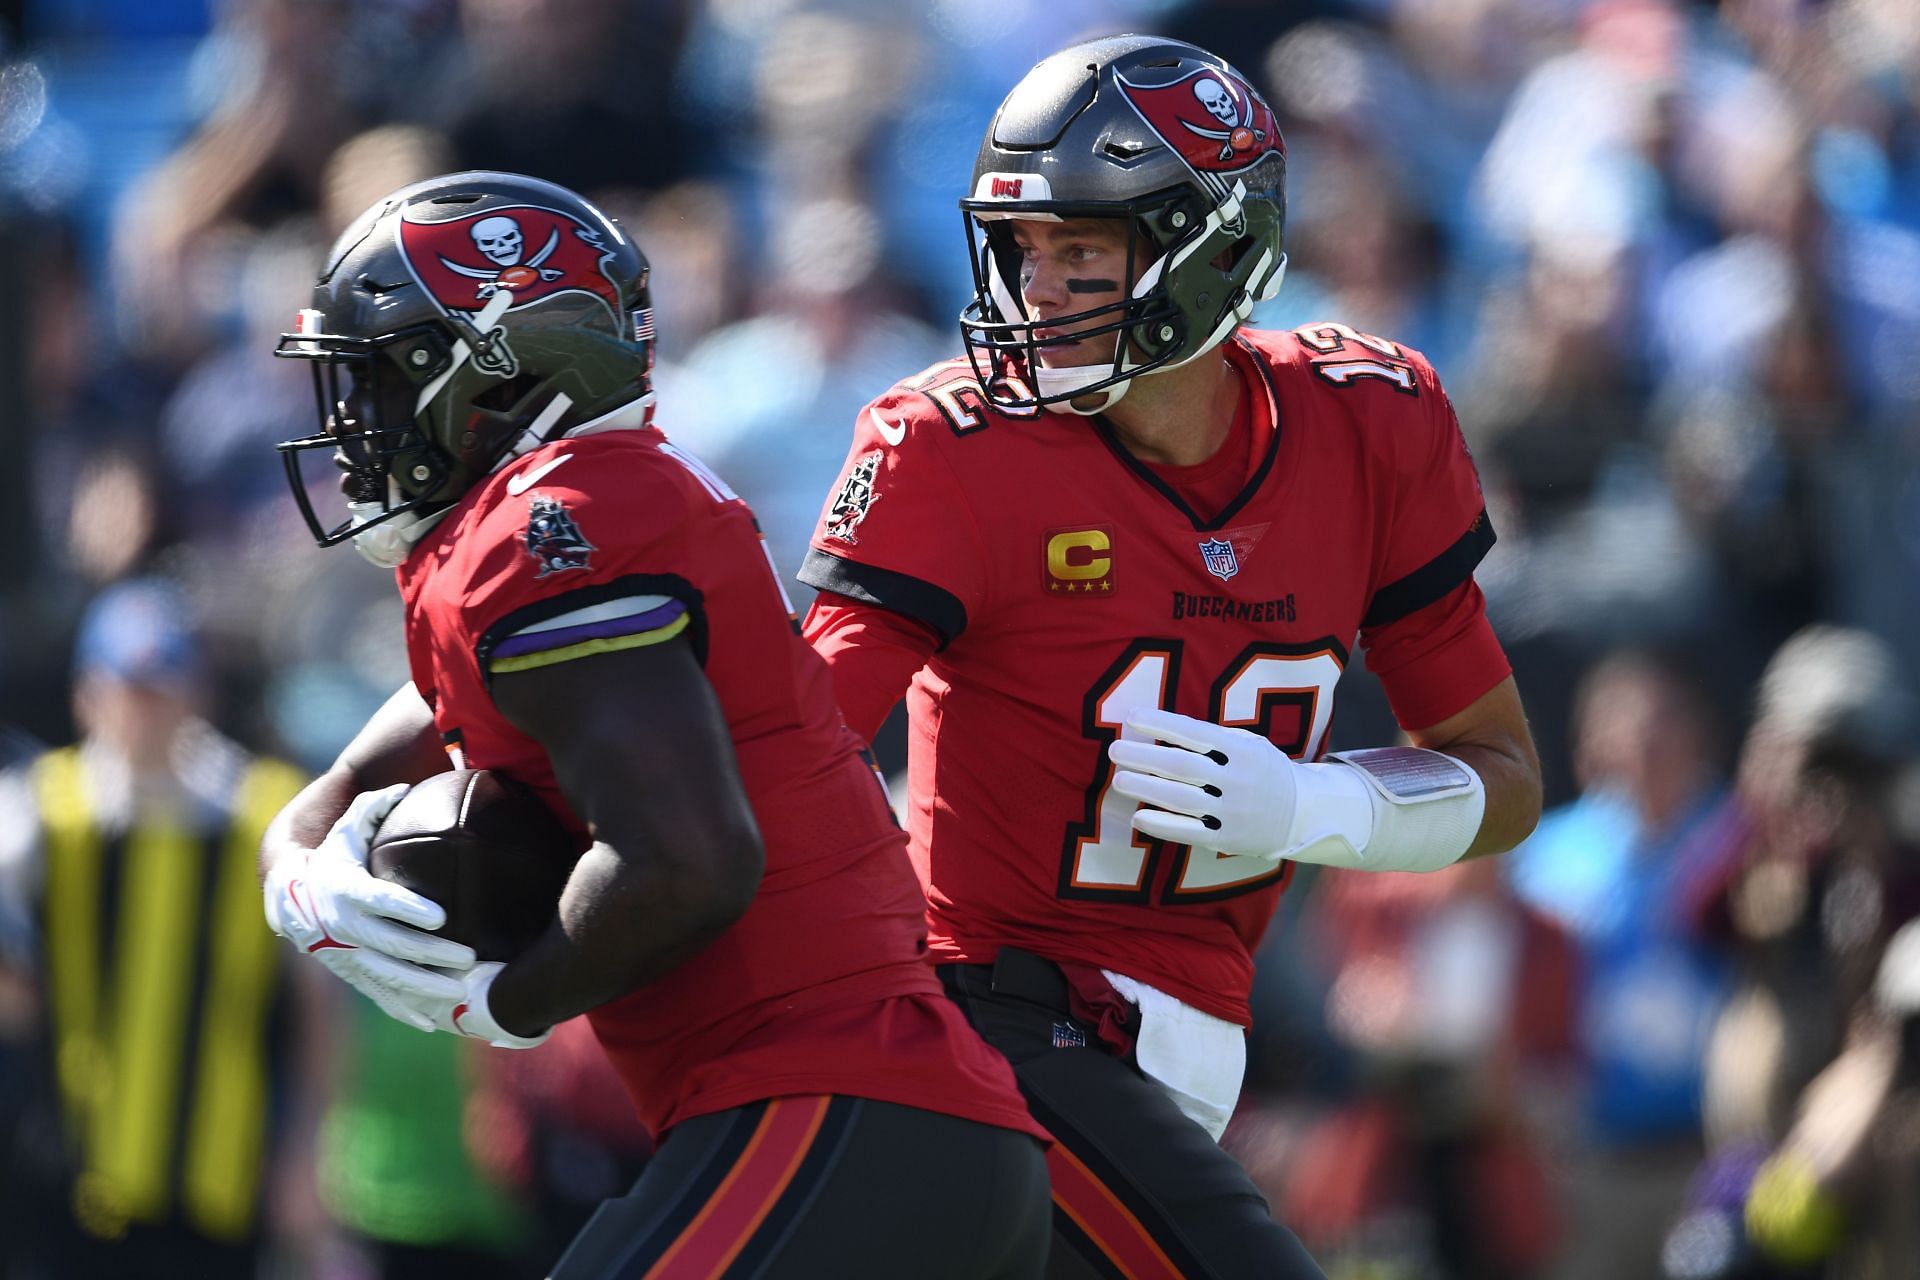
left=368, top=769, right=580, bottom=961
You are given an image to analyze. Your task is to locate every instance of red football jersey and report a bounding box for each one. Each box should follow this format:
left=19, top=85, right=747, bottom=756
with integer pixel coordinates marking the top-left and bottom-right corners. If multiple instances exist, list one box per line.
left=395, top=426, right=1043, bottom=1142
left=800, top=326, right=1510, bottom=1027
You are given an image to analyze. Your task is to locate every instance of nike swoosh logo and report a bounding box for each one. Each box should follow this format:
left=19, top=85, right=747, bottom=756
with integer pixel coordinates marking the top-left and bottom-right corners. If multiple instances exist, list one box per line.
left=872, top=411, right=906, bottom=446
left=506, top=453, right=573, bottom=495
left=287, top=880, right=349, bottom=950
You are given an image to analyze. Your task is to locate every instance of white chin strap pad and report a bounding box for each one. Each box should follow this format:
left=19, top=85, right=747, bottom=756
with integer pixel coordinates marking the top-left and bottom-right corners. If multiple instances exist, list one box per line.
left=1034, top=364, right=1132, bottom=415
left=348, top=481, right=450, bottom=569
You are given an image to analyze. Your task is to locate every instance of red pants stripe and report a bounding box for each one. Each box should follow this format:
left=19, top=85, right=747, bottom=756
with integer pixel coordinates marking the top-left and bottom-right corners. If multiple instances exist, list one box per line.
left=641, top=1096, right=832, bottom=1280
left=1047, top=1140, right=1190, bottom=1280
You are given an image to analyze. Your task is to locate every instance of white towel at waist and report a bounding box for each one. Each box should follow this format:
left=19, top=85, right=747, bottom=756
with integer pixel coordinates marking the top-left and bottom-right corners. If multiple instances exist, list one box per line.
left=1100, top=969, right=1246, bottom=1142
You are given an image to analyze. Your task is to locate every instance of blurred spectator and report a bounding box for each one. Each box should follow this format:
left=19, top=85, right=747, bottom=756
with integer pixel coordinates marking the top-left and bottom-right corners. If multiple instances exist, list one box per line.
left=0, top=578, right=312, bottom=1279
left=319, top=124, right=454, bottom=241
left=439, top=0, right=696, bottom=196
left=661, top=192, right=947, bottom=596
left=1264, top=860, right=1575, bottom=1279
left=155, top=220, right=329, bottom=545
left=616, top=180, right=745, bottom=363
left=311, top=1001, right=532, bottom=1280
left=109, top=0, right=365, bottom=367
left=1461, top=231, right=1643, bottom=529
left=1506, top=648, right=1734, bottom=1280
left=1691, top=627, right=1918, bottom=1150
left=1663, top=630, right=1920, bottom=1278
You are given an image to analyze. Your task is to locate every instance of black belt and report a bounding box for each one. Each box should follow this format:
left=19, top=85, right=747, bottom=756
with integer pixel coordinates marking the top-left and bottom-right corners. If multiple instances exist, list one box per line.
left=939, top=946, right=1073, bottom=1014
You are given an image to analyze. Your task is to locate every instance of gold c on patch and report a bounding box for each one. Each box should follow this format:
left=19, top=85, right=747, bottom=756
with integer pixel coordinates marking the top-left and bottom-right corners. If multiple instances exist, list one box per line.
left=1044, top=526, right=1115, bottom=596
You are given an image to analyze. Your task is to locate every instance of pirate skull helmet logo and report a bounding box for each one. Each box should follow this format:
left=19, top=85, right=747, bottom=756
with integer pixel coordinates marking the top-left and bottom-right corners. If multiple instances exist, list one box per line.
left=439, top=218, right=567, bottom=297
left=1194, top=77, right=1236, bottom=125
left=471, top=216, right=525, bottom=266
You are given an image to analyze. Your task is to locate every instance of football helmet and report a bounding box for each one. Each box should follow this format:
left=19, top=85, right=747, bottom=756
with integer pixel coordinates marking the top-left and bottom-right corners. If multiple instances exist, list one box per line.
left=959, top=35, right=1288, bottom=414
left=276, top=172, right=655, bottom=564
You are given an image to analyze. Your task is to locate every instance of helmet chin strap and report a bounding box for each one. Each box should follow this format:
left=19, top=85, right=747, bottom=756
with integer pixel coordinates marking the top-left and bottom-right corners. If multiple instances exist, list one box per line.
left=1038, top=249, right=1289, bottom=416
left=1034, top=363, right=1133, bottom=415
left=990, top=181, right=1290, bottom=417
left=348, top=484, right=452, bottom=569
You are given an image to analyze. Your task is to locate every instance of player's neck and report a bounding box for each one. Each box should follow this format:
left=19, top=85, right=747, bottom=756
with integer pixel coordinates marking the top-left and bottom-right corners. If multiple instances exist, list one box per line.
left=1096, top=351, right=1239, bottom=467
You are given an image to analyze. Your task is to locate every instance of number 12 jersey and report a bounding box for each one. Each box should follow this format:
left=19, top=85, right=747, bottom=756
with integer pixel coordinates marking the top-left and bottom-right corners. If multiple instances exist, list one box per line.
left=801, top=326, right=1511, bottom=1026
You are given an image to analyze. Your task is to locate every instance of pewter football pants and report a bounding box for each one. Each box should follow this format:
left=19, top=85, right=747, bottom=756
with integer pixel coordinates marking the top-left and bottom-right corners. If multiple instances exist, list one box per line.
left=940, top=951, right=1328, bottom=1280
left=546, top=1094, right=1050, bottom=1279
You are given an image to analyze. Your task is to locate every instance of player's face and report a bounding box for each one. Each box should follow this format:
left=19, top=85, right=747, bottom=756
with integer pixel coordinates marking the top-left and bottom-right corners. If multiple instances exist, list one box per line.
left=326, top=362, right=415, bottom=501
left=1008, top=218, right=1134, bottom=367
left=327, top=369, right=383, bottom=498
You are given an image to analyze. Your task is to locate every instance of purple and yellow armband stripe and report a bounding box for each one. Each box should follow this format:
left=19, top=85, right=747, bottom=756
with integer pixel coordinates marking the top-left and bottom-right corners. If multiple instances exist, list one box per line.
left=486, top=594, right=690, bottom=676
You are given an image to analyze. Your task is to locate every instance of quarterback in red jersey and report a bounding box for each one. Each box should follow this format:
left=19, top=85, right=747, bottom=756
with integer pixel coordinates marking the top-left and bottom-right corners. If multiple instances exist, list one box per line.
left=256, top=173, right=1048, bottom=1279
left=800, top=37, right=1542, bottom=1280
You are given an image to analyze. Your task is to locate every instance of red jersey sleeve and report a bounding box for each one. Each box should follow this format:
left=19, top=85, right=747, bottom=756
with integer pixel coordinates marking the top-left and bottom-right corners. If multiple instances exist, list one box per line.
left=1361, top=357, right=1495, bottom=630
left=796, top=379, right=991, bottom=647
left=801, top=593, right=942, bottom=743
left=440, top=443, right=709, bottom=686
left=1364, top=581, right=1511, bottom=729
left=1356, top=354, right=1508, bottom=728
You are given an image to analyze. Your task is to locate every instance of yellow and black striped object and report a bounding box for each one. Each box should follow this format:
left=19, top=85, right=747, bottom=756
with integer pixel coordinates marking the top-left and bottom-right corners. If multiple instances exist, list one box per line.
left=31, top=748, right=303, bottom=1243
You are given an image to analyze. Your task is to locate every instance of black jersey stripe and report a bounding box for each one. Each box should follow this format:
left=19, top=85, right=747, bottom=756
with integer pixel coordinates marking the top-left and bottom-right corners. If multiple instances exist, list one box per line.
left=798, top=550, right=968, bottom=648
left=1361, top=509, right=1496, bottom=630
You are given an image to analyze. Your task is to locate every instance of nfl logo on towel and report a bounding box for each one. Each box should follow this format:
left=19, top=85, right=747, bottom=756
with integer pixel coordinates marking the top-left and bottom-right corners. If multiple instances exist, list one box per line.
left=1052, top=1021, right=1087, bottom=1049
left=1198, top=537, right=1239, bottom=582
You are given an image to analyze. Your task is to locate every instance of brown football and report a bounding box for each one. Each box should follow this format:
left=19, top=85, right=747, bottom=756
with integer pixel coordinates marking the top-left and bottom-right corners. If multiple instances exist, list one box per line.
left=367, top=769, right=580, bottom=961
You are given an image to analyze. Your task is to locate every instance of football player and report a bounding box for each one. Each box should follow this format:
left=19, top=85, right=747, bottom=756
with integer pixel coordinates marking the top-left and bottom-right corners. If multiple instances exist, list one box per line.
left=799, top=37, right=1544, bottom=1279
left=256, top=173, right=1050, bottom=1278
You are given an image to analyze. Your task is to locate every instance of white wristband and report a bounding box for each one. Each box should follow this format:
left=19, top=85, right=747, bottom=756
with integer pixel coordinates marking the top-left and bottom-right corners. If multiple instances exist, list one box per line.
left=1281, top=748, right=1485, bottom=874
left=447, top=961, right=551, bottom=1049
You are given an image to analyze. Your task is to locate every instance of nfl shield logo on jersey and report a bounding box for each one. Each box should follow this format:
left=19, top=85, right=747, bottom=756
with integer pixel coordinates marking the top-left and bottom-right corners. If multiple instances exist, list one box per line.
left=1198, top=537, right=1240, bottom=582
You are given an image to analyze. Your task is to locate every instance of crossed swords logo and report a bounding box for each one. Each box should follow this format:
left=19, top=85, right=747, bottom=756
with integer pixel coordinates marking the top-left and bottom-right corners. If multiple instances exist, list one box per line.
left=1180, top=77, right=1268, bottom=164
left=439, top=223, right=567, bottom=299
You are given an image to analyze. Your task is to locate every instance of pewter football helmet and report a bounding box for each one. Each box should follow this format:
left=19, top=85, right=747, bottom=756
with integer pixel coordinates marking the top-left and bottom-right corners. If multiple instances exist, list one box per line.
left=959, top=36, right=1288, bottom=413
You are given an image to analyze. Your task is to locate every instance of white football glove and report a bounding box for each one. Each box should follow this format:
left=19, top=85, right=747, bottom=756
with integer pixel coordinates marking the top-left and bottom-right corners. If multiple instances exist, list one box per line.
left=1109, top=709, right=1333, bottom=862
left=264, top=783, right=478, bottom=1031
left=428, top=960, right=551, bottom=1050
left=1109, top=709, right=1486, bottom=874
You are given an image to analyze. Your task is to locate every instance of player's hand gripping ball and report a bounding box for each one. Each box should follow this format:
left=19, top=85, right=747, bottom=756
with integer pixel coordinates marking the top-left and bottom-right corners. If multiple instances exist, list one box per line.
left=367, top=769, right=579, bottom=961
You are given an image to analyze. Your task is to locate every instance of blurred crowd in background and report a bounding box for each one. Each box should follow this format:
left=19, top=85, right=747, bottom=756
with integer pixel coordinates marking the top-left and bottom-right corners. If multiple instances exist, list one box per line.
left=0, top=0, right=1917, bottom=1277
